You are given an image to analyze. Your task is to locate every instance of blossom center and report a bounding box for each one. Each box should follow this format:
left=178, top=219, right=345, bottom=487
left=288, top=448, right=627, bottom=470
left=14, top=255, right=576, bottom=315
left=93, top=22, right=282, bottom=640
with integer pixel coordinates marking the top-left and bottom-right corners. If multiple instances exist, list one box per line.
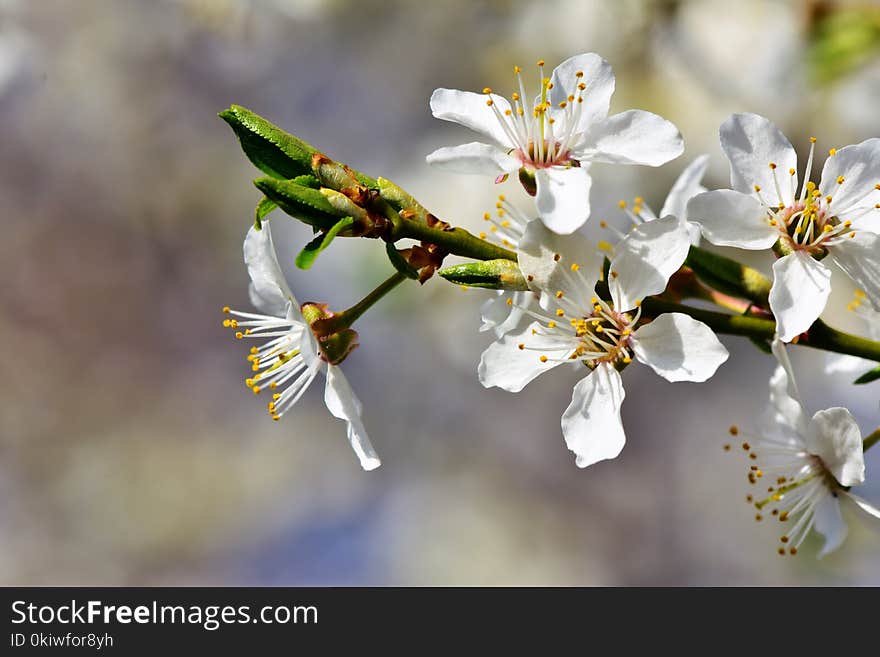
left=483, top=59, right=587, bottom=169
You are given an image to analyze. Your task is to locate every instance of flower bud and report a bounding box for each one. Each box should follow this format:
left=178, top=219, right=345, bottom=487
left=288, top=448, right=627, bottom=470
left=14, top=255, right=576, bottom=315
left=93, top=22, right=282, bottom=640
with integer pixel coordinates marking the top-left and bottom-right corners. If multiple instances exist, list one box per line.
left=438, top=259, right=528, bottom=290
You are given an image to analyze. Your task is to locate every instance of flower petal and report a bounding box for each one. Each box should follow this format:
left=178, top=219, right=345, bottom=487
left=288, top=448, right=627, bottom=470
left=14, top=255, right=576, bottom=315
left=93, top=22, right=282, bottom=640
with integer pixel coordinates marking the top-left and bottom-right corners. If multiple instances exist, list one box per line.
left=479, top=290, right=532, bottom=337
left=517, top=219, right=600, bottom=311
left=761, top=364, right=808, bottom=442
left=686, top=189, right=777, bottom=249
left=561, top=364, right=627, bottom=468
left=243, top=223, right=296, bottom=317
left=549, top=53, right=614, bottom=132
left=806, top=407, right=865, bottom=487
left=720, top=112, right=798, bottom=204
left=770, top=252, right=831, bottom=341
left=631, top=313, right=728, bottom=382
left=819, top=137, right=880, bottom=218
left=660, top=154, right=709, bottom=221
left=478, top=321, right=570, bottom=392
left=813, top=493, right=848, bottom=559
left=574, top=109, right=684, bottom=166
left=324, top=366, right=381, bottom=471
left=608, top=215, right=691, bottom=312
left=829, top=231, right=880, bottom=311
left=534, top=165, right=592, bottom=234
left=846, top=493, right=880, bottom=520
left=429, top=88, right=514, bottom=148
left=426, top=141, right=520, bottom=175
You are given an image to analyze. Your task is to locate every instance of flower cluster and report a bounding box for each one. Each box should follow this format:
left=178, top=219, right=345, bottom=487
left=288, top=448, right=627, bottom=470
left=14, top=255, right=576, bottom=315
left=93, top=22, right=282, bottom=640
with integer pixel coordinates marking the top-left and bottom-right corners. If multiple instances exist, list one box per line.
left=220, top=51, right=880, bottom=557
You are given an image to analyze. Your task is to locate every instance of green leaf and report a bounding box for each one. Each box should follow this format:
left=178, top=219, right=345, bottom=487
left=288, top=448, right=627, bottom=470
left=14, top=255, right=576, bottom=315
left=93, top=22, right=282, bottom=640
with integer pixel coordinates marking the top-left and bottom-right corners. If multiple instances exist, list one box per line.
left=254, top=177, right=347, bottom=229
left=295, top=216, right=355, bottom=270
left=437, top=259, right=528, bottom=290
left=219, top=105, right=316, bottom=179
left=854, top=364, right=880, bottom=385
left=385, top=243, right=419, bottom=280
left=254, top=196, right=277, bottom=229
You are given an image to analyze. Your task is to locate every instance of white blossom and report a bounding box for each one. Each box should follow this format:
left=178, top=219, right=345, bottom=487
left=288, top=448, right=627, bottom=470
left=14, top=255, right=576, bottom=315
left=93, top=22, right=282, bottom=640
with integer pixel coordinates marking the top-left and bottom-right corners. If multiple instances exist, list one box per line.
left=223, top=224, right=380, bottom=471
left=479, top=220, right=728, bottom=468
left=687, top=113, right=880, bottom=341
left=427, top=54, right=683, bottom=234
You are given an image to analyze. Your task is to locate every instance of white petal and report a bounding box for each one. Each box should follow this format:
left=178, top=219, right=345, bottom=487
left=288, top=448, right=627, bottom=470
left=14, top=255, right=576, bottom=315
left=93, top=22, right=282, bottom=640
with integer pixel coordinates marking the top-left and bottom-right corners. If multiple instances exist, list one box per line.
left=479, top=291, right=530, bottom=337
left=243, top=223, right=296, bottom=317
left=575, top=110, right=683, bottom=166
left=846, top=493, right=880, bottom=520
left=829, top=232, right=880, bottom=311
left=516, top=219, right=600, bottom=311
left=429, top=88, right=514, bottom=148
left=478, top=321, right=570, bottom=392
left=324, top=366, right=381, bottom=471
left=549, top=53, right=614, bottom=132
left=660, top=154, right=709, bottom=221
left=720, top=113, right=798, bottom=204
left=631, top=313, right=729, bottom=382
left=608, top=215, right=691, bottom=312
left=762, top=354, right=809, bottom=440
left=561, top=364, right=627, bottom=468
left=819, top=137, right=880, bottom=215
left=686, top=190, right=777, bottom=249
left=813, top=493, right=848, bottom=559
left=534, top=166, right=592, bottom=235
left=425, top=142, right=519, bottom=175
left=770, top=252, right=831, bottom=342
left=806, top=407, right=865, bottom=487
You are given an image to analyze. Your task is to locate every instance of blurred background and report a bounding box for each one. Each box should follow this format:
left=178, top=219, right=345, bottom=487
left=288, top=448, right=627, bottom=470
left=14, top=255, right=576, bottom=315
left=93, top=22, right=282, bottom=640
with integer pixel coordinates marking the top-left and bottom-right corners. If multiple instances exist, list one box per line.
left=2, top=0, right=879, bottom=585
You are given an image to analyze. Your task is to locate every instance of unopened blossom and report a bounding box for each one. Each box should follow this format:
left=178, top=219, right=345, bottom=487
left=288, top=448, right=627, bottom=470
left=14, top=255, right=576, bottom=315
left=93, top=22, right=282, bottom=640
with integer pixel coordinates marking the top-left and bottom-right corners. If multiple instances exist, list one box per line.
left=426, top=53, right=684, bottom=234
left=687, top=113, right=880, bottom=342
left=222, top=223, right=380, bottom=471
left=728, top=340, right=879, bottom=557
left=479, top=220, right=728, bottom=467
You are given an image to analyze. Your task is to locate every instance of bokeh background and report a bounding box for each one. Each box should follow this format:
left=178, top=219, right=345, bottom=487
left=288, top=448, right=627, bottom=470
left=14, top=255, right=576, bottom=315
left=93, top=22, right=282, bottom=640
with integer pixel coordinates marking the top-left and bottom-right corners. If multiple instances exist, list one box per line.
left=2, top=0, right=879, bottom=585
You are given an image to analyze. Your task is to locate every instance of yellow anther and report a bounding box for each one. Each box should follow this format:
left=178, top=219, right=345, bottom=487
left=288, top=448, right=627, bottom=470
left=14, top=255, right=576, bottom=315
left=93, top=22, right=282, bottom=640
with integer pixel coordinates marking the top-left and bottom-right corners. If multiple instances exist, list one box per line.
left=556, top=308, right=565, bottom=317
left=506, top=297, right=513, bottom=306
left=578, top=82, right=586, bottom=91
left=754, top=185, right=761, bottom=192
left=537, top=59, right=545, bottom=67
left=250, top=346, right=258, bottom=354
left=513, top=65, right=521, bottom=74
left=837, top=175, right=845, bottom=184
left=622, top=357, right=632, bottom=364
left=485, top=99, right=493, bottom=107
left=789, top=168, right=796, bottom=175
left=539, top=355, right=548, bottom=363
left=769, top=162, right=777, bottom=169
left=825, top=196, right=832, bottom=204
left=518, top=343, right=525, bottom=350
left=235, top=331, right=244, bottom=340
left=479, top=231, right=487, bottom=239
left=547, top=321, right=556, bottom=329
left=829, top=148, right=837, bottom=156
left=575, top=70, right=584, bottom=78
left=555, top=290, right=564, bottom=299
left=599, top=220, right=608, bottom=228
left=483, top=212, right=491, bottom=221
left=222, top=306, right=231, bottom=314
left=729, top=425, right=739, bottom=436
left=553, top=253, right=561, bottom=262
left=269, top=382, right=277, bottom=389
left=810, top=136, right=817, bottom=143
left=570, top=263, right=580, bottom=271
left=483, top=87, right=492, bottom=94
left=618, top=200, right=626, bottom=209
left=252, top=385, right=261, bottom=395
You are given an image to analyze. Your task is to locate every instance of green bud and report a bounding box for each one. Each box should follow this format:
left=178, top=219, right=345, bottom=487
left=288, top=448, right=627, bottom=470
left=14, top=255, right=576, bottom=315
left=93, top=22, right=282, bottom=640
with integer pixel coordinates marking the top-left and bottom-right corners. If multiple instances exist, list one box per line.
left=219, top=105, right=316, bottom=179
left=438, top=259, right=528, bottom=290
left=254, top=177, right=347, bottom=230
left=319, top=188, right=368, bottom=222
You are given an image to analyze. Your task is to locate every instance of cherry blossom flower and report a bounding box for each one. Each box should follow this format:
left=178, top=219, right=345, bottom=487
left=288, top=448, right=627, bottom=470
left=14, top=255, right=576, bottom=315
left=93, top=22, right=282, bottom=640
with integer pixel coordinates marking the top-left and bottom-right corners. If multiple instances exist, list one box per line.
left=728, top=340, right=880, bottom=557
left=426, top=54, right=684, bottom=234
left=478, top=220, right=728, bottom=467
left=687, top=113, right=880, bottom=341
left=222, top=223, right=381, bottom=471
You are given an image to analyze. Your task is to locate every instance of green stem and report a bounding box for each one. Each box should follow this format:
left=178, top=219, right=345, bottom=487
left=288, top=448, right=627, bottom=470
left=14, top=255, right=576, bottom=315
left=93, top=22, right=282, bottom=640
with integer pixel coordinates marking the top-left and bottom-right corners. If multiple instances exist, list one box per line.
left=336, top=271, right=408, bottom=328
left=685, top=246, right=772, bottom=306
left=394, top=219, right=517, bottom=262
left=640, top=298, right=880, bottom=362
left=864, top=428, right=880, bottom=452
